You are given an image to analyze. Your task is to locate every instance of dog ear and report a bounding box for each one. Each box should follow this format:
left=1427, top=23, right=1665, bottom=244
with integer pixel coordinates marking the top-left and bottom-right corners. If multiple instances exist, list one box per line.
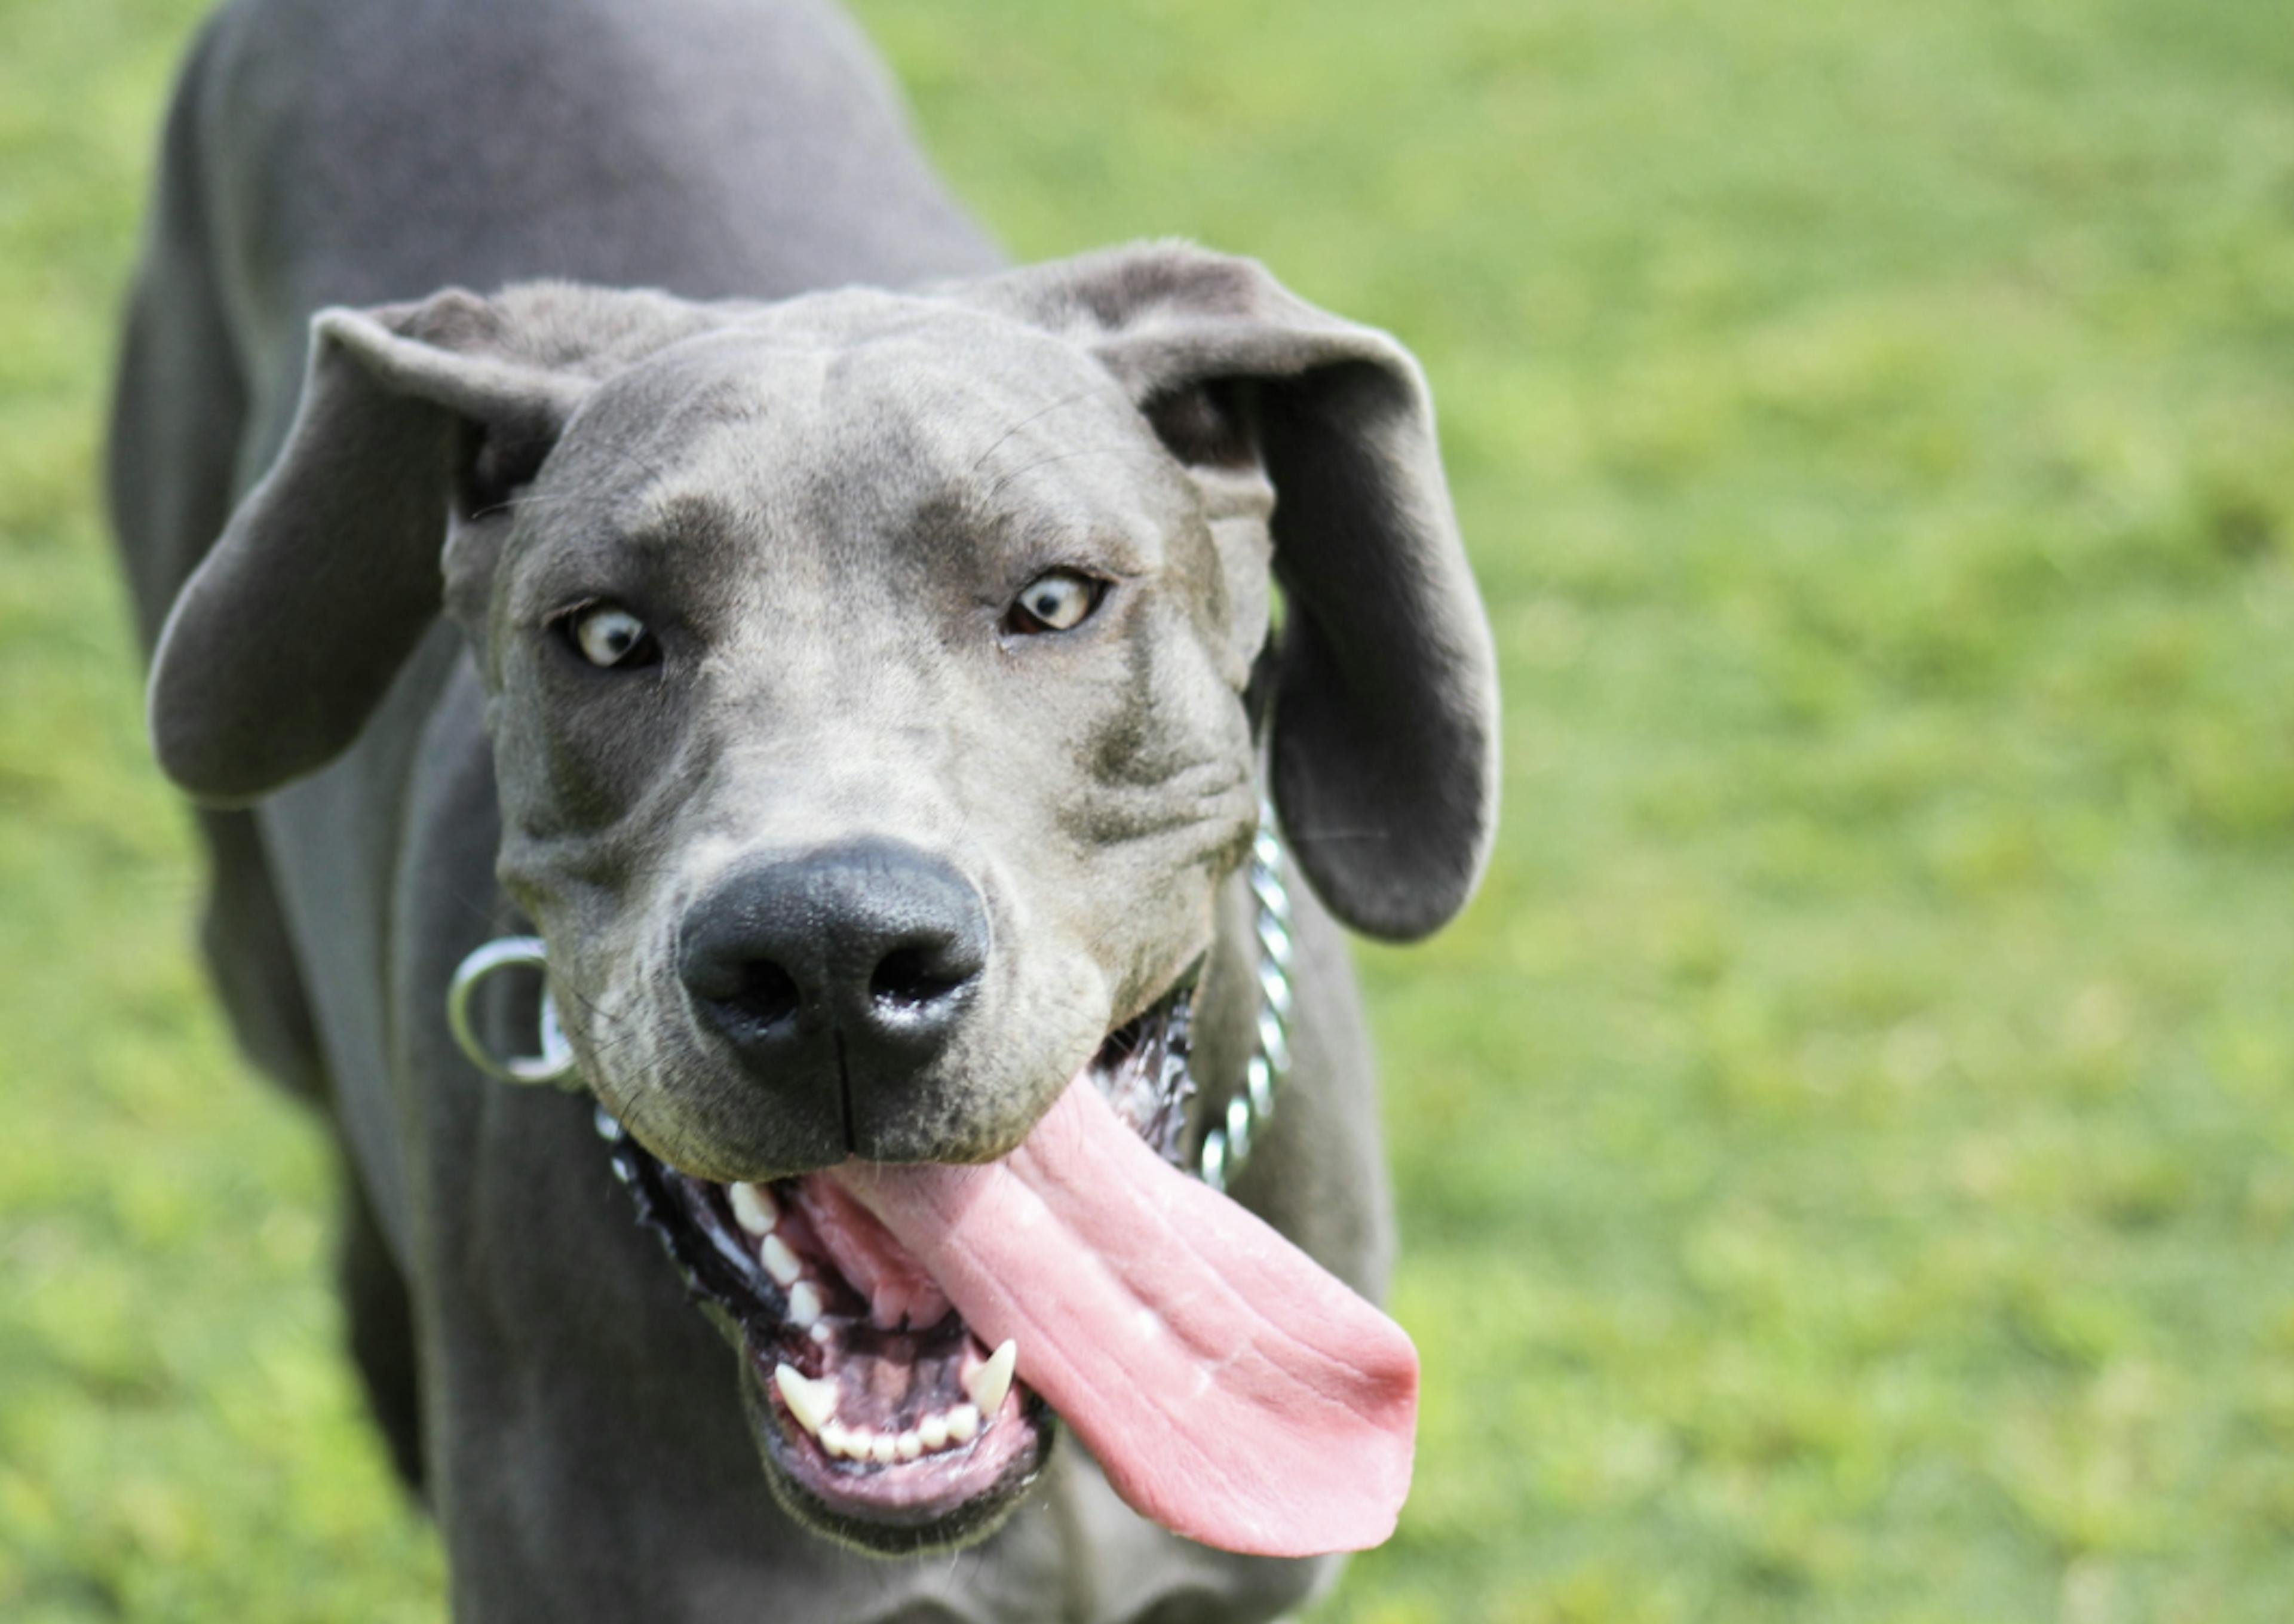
left=970, top=243, right=1500, bottom=941
left=149, top=284, right=708, bottom=805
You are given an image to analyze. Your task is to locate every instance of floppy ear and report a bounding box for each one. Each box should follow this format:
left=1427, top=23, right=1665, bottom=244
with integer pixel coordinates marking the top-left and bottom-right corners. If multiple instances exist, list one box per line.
left=148, top=283, right=711, bottom=805
left=968, top=243, right=1500, bottom=941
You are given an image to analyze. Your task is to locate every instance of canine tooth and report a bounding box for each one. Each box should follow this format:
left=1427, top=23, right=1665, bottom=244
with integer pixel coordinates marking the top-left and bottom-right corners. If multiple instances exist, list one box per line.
left=963, top=1339, right=1017, bottom=1416
left=946, top=1404, right=981, bottom=1444
left=918, top=1413, right=949, bottom=1450
left=895, top=1429, right=923, bottom=1460
left=772, top=1364, right=837, bottom=1436
left=869, top=1433, right=898, bottom=1465
left=760, top=1233, right=802, bottom=1286
left=729, top=1181, right=777, bottom=1235
left=787, top=1281, right=823, bottom=1328
left=820, top=1420, right=854, bottom=1458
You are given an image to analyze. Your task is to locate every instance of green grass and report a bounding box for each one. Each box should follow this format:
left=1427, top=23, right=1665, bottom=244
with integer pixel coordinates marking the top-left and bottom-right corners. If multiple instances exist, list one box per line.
left=5, top=0, right=2293, bottom=1617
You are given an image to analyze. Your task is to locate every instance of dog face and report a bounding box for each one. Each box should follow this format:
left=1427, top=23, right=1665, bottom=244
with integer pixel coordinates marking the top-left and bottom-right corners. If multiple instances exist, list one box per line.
left=147, top=243, right=1498, bottom=1552
left=479, top=299, right=1264, bottom=1177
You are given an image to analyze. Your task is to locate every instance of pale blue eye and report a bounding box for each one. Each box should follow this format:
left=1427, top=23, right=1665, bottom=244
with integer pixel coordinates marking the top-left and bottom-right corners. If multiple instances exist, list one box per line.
left=574, top=606, right=649, bottom=667
left=1016, top=572, right=1094, bottom=631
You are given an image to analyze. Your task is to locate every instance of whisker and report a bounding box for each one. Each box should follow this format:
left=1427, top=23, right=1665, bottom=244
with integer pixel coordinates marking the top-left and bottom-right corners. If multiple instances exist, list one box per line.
left=983, top=444, right=1164, bottom=502
left=967, top=385, right=1103, bottom=472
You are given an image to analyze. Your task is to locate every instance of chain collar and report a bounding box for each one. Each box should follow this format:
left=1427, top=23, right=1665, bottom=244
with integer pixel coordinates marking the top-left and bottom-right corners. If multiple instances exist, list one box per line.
left=447, top=802, right=1296, bottom=1192
left=1195, top=803, right=1294, bottom=1193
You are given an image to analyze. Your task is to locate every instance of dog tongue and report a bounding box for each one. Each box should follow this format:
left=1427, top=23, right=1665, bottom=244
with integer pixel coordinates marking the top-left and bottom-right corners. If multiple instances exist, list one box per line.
left=830, top=1077, right=1417, bottom=1556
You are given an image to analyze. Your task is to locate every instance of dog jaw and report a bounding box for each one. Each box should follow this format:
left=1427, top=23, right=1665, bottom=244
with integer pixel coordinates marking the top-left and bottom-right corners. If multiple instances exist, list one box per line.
left=602, top=978, right=1201, bottom=1552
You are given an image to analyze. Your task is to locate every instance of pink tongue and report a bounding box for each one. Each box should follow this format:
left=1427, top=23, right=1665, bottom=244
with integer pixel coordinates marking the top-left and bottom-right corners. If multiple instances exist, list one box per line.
left=830, top=1077, right=1418, bottom=1556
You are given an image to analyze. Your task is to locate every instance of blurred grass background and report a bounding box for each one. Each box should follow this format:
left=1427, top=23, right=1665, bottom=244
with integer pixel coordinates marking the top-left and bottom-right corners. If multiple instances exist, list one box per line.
left=5, top=0, right=2293, bottom=1617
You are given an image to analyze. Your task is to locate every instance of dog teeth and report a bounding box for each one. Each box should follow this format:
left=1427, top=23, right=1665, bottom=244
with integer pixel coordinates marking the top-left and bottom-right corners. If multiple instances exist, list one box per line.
left=760, top=1233, right=803, bottom=1286
left=787, top=1280, right=823, bottom=1328
left=773, top=1364, right=838, bottom=1436
left=963, top=1339, right=1017, bottom=1416
left=729, top=1181, right=778, bottom=1235
left=787, top=1386, right=993, bottom=1463
left=778, top=1333, right=999, bottom=1464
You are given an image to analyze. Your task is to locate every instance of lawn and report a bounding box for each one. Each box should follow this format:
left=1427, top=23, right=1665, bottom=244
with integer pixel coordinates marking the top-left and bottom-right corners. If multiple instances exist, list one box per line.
left=5, top=0, right=2293, bottom=1619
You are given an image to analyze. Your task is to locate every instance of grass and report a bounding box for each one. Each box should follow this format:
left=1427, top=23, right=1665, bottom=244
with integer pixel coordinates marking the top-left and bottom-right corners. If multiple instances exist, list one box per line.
left=4, top=0, right=2293, bottom=1617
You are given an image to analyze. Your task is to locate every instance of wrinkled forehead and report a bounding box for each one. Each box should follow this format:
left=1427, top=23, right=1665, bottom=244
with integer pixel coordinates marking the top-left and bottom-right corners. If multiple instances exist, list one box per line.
left=530, top=296, right=1177, bottom=553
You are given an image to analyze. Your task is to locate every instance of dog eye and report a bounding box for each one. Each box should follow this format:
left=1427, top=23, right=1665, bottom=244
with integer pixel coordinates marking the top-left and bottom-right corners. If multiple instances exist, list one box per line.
left=568, top=604, right=657, bottom=668
left=1005, top=570, right=1102, bottom=636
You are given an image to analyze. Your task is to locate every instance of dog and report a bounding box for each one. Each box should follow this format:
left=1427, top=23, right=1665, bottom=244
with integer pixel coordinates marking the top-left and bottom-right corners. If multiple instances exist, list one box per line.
left=107, top=0, right=1498, bottom=1617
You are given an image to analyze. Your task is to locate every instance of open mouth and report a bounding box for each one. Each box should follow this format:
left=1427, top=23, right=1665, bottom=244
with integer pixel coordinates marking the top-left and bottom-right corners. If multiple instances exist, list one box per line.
left=598, top=984, right=1195, bottom=1552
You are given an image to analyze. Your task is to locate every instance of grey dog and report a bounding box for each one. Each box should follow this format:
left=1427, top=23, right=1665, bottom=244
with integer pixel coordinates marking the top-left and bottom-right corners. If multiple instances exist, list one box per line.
left=108, top=0, right=1498, bottom=1617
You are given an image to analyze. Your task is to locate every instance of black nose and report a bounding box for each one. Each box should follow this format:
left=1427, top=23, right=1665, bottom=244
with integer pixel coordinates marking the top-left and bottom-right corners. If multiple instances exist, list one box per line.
left=679, top=840, right=989, bottom=1083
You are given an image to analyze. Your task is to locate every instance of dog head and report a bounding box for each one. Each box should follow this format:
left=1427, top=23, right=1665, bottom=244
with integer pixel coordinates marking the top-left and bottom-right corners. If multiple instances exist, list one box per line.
left=148, top=242, right=1496, bottom=1551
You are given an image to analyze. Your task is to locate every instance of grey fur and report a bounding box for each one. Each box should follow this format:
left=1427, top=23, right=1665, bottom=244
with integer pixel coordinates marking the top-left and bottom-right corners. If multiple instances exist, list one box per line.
left=109, top=1, right=1497, bottom=1619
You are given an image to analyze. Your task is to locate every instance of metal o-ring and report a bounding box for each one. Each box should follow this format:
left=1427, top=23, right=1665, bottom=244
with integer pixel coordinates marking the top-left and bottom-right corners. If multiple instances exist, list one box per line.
left=446, top=935, right=579, bottom=1087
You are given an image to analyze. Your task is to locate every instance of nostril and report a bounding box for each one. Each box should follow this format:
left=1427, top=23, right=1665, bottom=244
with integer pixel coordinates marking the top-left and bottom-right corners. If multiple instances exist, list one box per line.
left=720, top=957, right=802, bottom=1028
left=869, top=944, right=972, bottom=1011
left=681, top=839, right=988, bottom=1062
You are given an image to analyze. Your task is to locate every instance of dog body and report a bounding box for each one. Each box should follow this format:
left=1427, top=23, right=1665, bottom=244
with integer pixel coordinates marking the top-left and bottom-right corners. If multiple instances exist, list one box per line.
left=109, top=1, right=1496, bottom=1619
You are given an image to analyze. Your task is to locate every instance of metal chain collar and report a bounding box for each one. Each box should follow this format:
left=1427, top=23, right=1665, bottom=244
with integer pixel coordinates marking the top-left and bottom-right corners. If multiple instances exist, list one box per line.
left=446, top=802, right=1296, bottom=1192
left=1195, top=803, right=1293, bottom=1193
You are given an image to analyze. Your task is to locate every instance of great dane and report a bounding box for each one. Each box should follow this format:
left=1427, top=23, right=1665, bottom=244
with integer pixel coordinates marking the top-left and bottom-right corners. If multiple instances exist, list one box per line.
left=107, top=0, right=1498, bottom=1617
